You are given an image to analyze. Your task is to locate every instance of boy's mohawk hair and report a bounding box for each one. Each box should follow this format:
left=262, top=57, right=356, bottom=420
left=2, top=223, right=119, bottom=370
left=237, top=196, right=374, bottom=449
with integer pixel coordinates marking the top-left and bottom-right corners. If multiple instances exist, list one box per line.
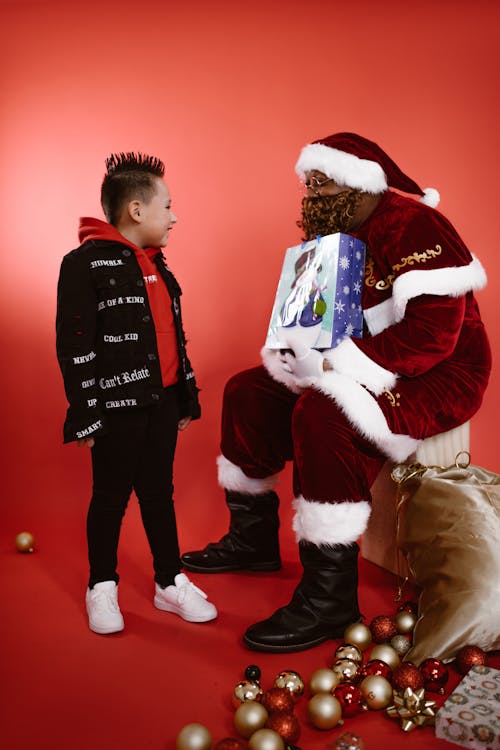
left=105, top=152, right=165, bottom=178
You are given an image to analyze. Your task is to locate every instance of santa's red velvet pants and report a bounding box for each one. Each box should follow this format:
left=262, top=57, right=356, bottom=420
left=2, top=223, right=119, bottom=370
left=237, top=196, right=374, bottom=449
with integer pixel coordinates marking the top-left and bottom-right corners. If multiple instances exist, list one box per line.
left=219, top=366, right=387, bottom=546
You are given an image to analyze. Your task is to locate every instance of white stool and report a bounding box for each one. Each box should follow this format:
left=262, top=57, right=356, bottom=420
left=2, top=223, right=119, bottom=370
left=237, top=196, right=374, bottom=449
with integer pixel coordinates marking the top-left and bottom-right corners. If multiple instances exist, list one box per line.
left=361, top=423, right=470, bottom=576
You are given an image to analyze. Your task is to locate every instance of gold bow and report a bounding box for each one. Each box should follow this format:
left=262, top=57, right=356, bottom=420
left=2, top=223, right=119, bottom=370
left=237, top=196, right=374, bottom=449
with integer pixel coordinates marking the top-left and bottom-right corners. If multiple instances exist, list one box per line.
left=386, top=688, right=437, bottom=732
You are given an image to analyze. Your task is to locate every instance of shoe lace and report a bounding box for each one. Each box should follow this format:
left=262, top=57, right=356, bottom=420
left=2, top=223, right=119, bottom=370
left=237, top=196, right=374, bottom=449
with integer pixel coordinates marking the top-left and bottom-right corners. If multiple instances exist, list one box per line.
left=91, top=589, right=119, bottom=614
left=177, top=579, right=208, bottom=603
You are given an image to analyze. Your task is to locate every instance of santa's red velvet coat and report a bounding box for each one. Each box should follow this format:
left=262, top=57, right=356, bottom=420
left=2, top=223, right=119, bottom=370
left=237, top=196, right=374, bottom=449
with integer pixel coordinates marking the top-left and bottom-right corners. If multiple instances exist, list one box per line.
left=220, top=191, right=491, bottom=546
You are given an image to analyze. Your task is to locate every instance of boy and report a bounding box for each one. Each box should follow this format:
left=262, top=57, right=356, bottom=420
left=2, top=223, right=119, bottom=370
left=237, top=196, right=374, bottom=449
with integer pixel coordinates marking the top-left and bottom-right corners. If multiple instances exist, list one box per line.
left=56, top=152, right=217, bottom=634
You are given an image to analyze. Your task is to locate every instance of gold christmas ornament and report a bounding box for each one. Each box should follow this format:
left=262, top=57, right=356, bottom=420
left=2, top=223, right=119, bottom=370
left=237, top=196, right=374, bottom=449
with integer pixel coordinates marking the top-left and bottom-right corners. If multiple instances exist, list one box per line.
left=273, top=671, right=304, bottom=700
left=15, top=531, right=35, bottom=553
left=309, top=667, right=340, bottom=695
left=232, top=680, right=263, bottom=708
left=359, top=675, right=393, bottom=710
left=332, top=659, right=359, bottom=683
left=394, top=610, right=417, bottom=635
left=343, top=622, right=372, bottom=651
left=307, top=693, right=343, bottom=730
left=176, top=723, right=212, bottom=750
left=234, top=701, right=268, bottom=739
left=369, top=644, right=400, bottom=671
left=386, top=687, right=437, bottom=732
left=248, top=728, right=285, bottom=750
left=334, top=643, right=363, bottom=665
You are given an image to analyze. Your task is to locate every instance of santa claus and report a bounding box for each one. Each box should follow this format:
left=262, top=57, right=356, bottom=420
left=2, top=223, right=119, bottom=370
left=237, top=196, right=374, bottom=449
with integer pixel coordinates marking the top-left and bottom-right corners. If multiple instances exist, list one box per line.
left=182, top=132, right=491, bottom=652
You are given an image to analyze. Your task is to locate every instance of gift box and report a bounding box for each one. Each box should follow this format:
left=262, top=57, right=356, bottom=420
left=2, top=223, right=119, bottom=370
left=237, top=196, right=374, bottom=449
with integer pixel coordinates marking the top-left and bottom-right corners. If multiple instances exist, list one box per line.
left=265, top=232, right=366, bottom=351
left=435, top=665, right=500, bottom=749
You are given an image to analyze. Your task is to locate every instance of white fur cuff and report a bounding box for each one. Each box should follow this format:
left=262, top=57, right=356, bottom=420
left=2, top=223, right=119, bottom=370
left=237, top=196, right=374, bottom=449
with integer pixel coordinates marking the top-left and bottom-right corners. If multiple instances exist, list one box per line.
left=293, top=496, right=371, bottom=545
left=314, top=372, right=420, bottom=463
left=217, top=455, right=280, bottom=494
left=324, top=337, right=397, bottom=395
left=392, top=255, right=487, bottom=321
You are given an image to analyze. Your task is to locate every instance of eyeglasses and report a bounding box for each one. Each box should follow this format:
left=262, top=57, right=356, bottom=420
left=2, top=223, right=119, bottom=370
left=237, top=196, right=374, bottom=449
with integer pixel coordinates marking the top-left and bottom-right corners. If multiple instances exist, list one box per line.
left=303, top=175, right=333, bottom=191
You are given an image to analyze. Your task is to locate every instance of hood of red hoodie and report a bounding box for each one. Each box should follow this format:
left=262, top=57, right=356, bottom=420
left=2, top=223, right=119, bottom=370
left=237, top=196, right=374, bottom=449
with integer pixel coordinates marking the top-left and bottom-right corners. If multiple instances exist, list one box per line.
left=78, top=217, right=160, bottom=261
left=78, top=217, right=140, bottom=252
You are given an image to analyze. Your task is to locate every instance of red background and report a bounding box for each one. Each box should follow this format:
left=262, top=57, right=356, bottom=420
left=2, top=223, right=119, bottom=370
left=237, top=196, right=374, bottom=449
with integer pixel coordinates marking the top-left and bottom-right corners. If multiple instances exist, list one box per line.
left=1, top=1, right=499, bottom=749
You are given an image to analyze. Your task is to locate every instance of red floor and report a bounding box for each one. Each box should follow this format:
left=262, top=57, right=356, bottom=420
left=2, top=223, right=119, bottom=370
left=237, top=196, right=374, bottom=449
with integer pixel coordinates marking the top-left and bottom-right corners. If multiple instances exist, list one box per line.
left=2, top=480, right=499, bottom=750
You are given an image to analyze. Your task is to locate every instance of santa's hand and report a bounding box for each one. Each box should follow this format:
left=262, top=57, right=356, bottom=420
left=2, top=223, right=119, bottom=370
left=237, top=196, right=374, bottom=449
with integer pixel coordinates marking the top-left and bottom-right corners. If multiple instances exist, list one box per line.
left=281, top=344, right=324, bottom=380
left=278, top=349, right=293, bottom=373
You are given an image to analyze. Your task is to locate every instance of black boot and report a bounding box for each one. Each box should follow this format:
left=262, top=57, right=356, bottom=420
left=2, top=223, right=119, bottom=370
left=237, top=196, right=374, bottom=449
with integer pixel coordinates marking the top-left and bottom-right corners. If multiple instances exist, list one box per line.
left=181, top=491, right=281, bottom=573
left=243, top=541, right=360, bottom=652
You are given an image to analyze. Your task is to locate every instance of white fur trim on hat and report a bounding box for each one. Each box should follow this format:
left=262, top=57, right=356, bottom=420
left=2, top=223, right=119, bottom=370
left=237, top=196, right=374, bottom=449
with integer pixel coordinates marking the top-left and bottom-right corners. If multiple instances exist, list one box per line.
left=323, top=337, right=397, bottom=395
left=314, top=372, right=420, bottom=462
left=293, top=496, right=371, bottom=546
left=217, top=455, right=280, bottom=494
left=295, top=143, right=387, bottom=194
left=420, top=187, right=440, bottom=208
left=392, top=255, right=487, bottom=322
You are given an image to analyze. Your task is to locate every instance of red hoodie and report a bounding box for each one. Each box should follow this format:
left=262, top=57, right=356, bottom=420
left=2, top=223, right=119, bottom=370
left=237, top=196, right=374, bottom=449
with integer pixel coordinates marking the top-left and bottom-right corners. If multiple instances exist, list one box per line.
left=79, top=218, right=179, bottom=388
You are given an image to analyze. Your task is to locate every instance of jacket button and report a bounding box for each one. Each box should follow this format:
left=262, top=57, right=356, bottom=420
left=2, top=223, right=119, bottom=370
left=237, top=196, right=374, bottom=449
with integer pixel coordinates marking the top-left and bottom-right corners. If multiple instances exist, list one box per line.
left=142, top=315, right=151, bottom=323
left=109, top=278, right=116, bottom=286
left=152, top=393, right=160, bottom=401
left=122, top=249, right=131, bottom=257
left=148, top=353, right=157, bottom=361
left=136, top=279, right=144, bottom=287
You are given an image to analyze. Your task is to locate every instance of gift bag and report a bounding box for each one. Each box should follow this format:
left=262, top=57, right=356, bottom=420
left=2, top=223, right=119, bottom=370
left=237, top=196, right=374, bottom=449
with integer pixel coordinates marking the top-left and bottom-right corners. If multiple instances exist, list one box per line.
left=392, top=455, right=500, bottom=665
left=264, top=232, right=365, bottom=351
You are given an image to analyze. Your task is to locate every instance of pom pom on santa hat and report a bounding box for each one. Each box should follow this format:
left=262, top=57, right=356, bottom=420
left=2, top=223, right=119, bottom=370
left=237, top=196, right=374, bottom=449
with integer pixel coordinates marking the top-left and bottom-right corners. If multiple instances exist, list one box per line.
left=295, top=132, right=440, bottom=208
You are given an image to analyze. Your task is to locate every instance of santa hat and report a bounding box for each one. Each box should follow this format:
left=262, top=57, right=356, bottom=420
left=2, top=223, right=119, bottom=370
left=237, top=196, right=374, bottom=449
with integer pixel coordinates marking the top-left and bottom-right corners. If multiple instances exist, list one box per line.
left=295, top=132, right=440, bottom=208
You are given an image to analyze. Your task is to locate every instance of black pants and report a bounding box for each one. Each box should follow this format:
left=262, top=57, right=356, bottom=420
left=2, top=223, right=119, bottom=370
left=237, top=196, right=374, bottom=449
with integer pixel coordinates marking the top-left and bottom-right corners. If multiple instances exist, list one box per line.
left=87, top=387, right=182, bottom=589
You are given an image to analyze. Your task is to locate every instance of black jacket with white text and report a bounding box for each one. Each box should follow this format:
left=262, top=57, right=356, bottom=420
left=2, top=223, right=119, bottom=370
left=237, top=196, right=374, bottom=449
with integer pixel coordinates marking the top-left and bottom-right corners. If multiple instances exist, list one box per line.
left=56, top=239, right=201, bottom=443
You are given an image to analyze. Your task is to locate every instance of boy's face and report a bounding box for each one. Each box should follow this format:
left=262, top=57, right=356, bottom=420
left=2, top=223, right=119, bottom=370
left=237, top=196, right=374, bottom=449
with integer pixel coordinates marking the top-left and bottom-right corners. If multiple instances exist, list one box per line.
left=136, top=178, right=177, bottom=249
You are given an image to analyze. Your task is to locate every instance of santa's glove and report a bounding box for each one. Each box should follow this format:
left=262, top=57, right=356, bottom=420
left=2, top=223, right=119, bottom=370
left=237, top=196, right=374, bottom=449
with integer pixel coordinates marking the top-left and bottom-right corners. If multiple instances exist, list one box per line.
left=281, top=340, right=324, bottom=383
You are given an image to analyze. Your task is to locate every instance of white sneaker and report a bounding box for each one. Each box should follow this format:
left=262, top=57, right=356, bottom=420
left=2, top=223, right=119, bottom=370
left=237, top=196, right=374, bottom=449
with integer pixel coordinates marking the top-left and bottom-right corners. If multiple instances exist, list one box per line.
left=86, top=581, right=124, bottom=634
left=154, top=573, right=217, bottom=622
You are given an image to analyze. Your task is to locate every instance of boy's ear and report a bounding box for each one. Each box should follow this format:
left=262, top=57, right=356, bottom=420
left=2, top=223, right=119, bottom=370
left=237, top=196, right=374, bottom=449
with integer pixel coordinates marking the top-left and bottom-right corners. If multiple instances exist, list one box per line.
left=127, top=199, right=142, bottom=224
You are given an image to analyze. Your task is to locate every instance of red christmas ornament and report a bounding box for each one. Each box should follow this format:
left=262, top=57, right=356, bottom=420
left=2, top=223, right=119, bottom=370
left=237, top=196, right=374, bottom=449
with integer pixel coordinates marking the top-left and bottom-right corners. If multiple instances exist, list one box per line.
left=215, top=740, right=247, bottom=750
left=369, top=615, right=398, bottom=643
left=333, top=683, right=364, bottom=718
left=392, top=663, right=425, bottom=692
left=397, top=600, right=418, bottom=616
left=359, top=659, right=393, bottom=683
left=419, top=658, right=449, bottom=694
left=455, top=645, right=487, bottom=675
left=266, top=713, right=301, bottom=745
left=261, top=687, right=295, bottom=714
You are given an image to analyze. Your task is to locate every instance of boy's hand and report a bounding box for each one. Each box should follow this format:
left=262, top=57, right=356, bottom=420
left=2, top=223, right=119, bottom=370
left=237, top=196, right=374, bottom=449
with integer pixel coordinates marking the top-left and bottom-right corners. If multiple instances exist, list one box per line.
left=77, top=437, right=95, bottom=448
left=178, top=416, right=192, bottom=431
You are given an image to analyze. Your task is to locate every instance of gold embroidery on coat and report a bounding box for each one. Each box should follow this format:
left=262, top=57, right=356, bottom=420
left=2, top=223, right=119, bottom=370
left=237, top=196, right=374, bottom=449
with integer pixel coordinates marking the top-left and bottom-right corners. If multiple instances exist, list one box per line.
left=383, top=388, right=401, bottom=408
left=365, top=244, right=442, bottom=291
left=364, top=253, right=377, bottom=288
